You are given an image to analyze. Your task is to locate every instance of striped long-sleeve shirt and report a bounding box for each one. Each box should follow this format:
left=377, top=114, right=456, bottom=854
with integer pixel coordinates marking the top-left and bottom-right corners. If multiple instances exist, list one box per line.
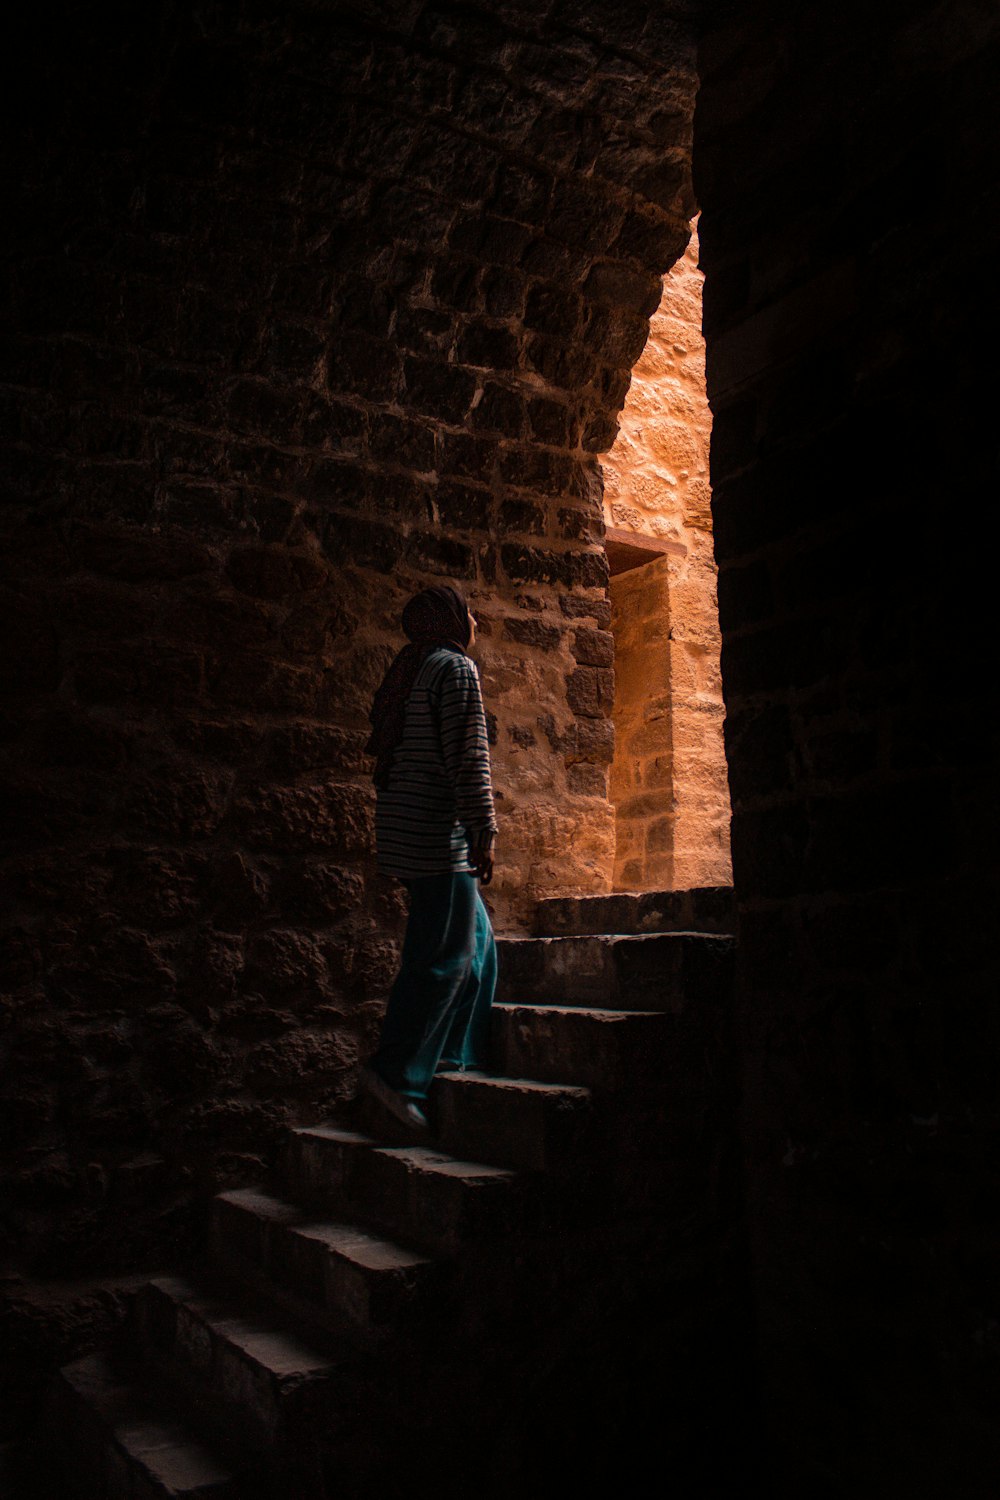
left=374, top=647, right=498, bottom=879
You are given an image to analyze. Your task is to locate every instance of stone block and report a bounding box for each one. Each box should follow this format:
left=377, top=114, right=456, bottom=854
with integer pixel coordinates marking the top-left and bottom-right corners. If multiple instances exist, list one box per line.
left=402, top=356, right=477, bottom=423
left=229, top=778, right=374, bottom=854
left=574, top=718, right=616, bottom=764
left=227, top=545, right=328, bottom=599
left=435, top=432, right=499, bottom=482
left=547, top=179, right=626, bottom=254
left=503, top=617, right=562, bottom=650
left=394, top=304, right=454, bottom=356
left=53, top=1354, right=239, bottom=1500
left=567, top=762, right=607, bottom=796
left=501, top=544, right=607, bottom=589
left=376, top=185, right=456, bottom=245
left=300, top=458, right=368, bottom=510
left=456, top=322, right=520, bottom=370
left=374, top=471, right=434, bottom=523
left=323, top=513, right=405, bottom=573
left=571, top=626, right=614, bottom=667
left=586, top=304, right=652, bottom=366
left=327, top=332, right=402, bottom=402
left=356, top=1146, right=523, bottom=1252
left=524, top=284, right=584, bottom=339
left=430, top=256, right=480, bottom=310
left=526, top=395, right=573, bottom=445
left=494, top=931, right=735, bottom=1013
left=482, top=267, right=528, bottom=319
left=500, top=445, right=576, bottom=496
left=406, top=531, right=476, bottom=578
left=136, top=1276, right=337, bottom=1453
left=491, top=1002, right=672, bottom=1092
left=329, top=279, right=392, bottom=340
left=368, top=413, right=436, bottom=470
left=491, top=160, right=550, bottom=219
left=557, top=504, right=600, bottom=541
left=408, top=128, right=499, bottom=205
left=533, top=886, right=736, bottom=937
left=635, top=155, right=695, bottom=217
left=470, top=382, right=527, bottom=437
left=436, top=479, right=493, bottom=529
left=124, top=766, right=231, bottom=840
left=433, top=1072, right=592, bottom=1172
left=612, top=201, right=691, bottom=267
left=583, top=261, right=663, bottom=317
left=524, top=334, right=593, bottom=389
left=283, top=1125, right=372, bottom=1213
left=566, top=666, right=615, bottom=717
left=559, top=593, right=613, bottom=628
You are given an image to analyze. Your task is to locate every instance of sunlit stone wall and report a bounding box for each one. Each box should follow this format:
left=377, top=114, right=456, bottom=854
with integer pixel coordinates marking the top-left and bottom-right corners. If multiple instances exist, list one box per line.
left=602, top=224, right=731, bottom=890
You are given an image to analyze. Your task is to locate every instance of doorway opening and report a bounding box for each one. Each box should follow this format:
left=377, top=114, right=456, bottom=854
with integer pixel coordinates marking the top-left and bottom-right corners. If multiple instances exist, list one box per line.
left=601, top=221, right=732, bottom=892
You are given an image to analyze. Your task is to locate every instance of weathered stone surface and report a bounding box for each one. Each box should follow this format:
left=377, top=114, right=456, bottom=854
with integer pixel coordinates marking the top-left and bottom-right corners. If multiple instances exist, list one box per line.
left=230, top=780, right=374, bottom=853
left=573, top=718, right=616, bottom=765
left=602, top=226, right=731, bottom=891
left=566, top=762, right=607, bottom=796
left=503, top=617, right=562, bottom=651
left=558, top=592, right=612, bottom=628
left=570, top=627, right=614, bottom=667
left=534, top=885, right=736, bottom=937
left=566, top=666, right=615, bottom=718
left=500, top=544, right=608, bottom=589
left=494, top=932, right=735, bottom=1012
left=227, top=545, right=329, bottom=599
left=282, top=863, right=364, bottom=925
left=1, top=0, right=706, bottom=1312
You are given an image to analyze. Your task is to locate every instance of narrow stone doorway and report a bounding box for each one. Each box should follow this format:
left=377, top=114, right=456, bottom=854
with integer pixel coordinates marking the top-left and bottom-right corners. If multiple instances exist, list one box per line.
left=602, top=222, right=732, bottom=891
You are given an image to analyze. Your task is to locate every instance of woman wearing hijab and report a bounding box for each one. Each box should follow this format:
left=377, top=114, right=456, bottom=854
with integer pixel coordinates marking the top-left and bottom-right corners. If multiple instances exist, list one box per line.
left=360, top=585, right=498, bottom=1133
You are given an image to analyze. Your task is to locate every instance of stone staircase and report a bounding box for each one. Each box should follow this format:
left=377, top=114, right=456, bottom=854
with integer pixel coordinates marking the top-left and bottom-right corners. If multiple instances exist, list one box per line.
left=42, top=887, right=738, bottom=1498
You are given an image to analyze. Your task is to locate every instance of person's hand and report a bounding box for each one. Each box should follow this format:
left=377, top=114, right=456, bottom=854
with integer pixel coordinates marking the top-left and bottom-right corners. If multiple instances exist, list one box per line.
left=472, top=849, right=494, bottom=885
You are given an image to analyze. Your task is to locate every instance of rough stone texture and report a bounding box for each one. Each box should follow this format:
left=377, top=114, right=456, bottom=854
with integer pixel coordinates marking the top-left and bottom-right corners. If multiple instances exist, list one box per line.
left=4, top=1, right=995, bottom=1490
left=601, top=224, right=731, bottom=889
left=39, top=918, right=748, bottom=1497
left=696, top=0, right=1000, bottom=1492
left=0, top=1, right=698, bottom=1324
left=534, top=883, right=735, bottom=936
left=603, top=226, right=713, bottom=536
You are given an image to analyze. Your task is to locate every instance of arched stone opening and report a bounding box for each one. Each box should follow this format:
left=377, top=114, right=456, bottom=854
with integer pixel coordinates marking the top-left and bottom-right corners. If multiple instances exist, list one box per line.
left=599, top=221, right=731, bottom=892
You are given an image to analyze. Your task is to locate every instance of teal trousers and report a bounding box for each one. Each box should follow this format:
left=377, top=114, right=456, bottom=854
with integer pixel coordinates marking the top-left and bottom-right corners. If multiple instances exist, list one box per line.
left=370, top=872, right=497, bottom=1100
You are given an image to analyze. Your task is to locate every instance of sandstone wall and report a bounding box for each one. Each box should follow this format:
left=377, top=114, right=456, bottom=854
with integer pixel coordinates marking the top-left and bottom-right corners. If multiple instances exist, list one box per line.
left=601, top=225, right=731, bottom=889
left=695, top=0, right=1000, bottom=1489
left=608, top=555, right=673, bottom=886
left=0, top=2, right=699, bottom=1283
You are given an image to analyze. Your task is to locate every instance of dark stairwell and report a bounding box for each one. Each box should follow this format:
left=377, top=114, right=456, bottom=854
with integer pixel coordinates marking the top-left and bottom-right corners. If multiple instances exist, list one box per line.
left=42, top=886, right=751, bottom=1497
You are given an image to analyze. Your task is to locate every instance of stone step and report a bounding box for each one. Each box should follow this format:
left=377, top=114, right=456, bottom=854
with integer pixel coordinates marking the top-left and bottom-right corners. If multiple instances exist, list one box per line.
left=490, top=1002, right=673, bottom=1091
left=49, top=1351, right=240, bottom=1499
left=494, top=931, right=735, bottom=1011
left=211, top=1187, right=442, bottom=1338
left=431, top=1070, right=593, bottom=1171
left=283, top=1125, right=526, bottom=1252
left=133, top=1275, right=343, bottom=1468
left=533, top=886, right=735, bottom=937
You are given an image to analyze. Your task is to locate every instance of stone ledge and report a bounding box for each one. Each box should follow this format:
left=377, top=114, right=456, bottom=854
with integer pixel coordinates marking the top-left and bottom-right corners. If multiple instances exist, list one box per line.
left=533, top=885, right=735, bottom=936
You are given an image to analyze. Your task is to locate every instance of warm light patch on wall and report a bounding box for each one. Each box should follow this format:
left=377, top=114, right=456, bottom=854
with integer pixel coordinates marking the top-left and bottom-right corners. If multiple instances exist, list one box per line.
left=601, top=220, right=732, bottom=891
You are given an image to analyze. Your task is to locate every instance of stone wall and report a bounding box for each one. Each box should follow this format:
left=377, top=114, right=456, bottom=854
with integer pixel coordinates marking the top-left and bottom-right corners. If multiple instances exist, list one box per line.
left=602, top=224, right=731, bottom=889
left=0, top=2, right=699, bottom=1289
left=608, top=555, right=673, bottom=886
left=695, top=0, right=1000, bottom=1490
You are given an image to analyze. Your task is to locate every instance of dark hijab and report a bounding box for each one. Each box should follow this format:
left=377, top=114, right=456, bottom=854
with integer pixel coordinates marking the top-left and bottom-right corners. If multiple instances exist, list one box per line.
left=366, top=585, right=472, bottom=789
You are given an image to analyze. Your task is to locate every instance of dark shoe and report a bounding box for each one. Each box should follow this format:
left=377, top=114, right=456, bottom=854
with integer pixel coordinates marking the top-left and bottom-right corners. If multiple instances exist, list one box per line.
left=359, top=1065, right=430, bottom=1134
